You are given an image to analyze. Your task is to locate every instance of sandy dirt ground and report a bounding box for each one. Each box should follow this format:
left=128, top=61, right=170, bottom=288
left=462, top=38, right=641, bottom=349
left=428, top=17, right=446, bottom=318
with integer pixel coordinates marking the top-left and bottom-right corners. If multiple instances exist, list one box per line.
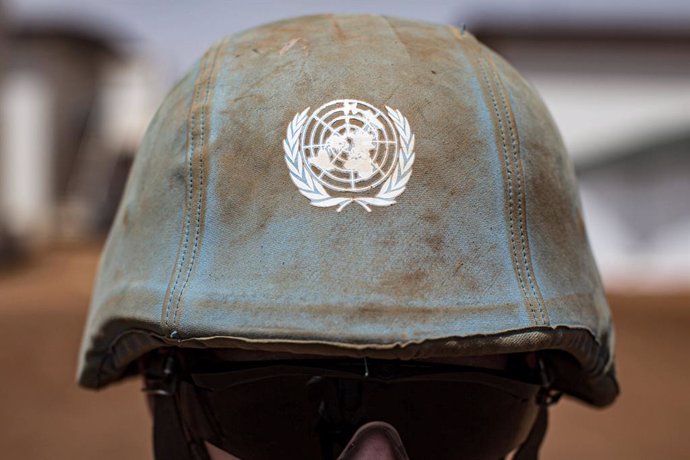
left=0, top=245, right=688, bottom=459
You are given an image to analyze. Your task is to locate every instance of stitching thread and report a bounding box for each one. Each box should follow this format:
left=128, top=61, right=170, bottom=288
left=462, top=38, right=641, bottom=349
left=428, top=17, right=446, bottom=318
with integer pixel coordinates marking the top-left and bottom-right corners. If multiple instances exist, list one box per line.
left=477, top=57, right=536, bottom=324
left=170, top=42, right=223, bottom=332
left=487, top=60, right=547, bottom=326
left=163, top=58, right=207, bottom=332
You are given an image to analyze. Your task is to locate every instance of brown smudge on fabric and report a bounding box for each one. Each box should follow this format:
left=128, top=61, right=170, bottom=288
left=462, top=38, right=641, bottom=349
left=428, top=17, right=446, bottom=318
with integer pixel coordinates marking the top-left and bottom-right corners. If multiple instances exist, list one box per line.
left=278, top=38, right=302, bottom=56
left=421, top=210, right=440, bottom=223
left=331, top=16, right=347, bottom=42
left=377, top=268, right=430, bottom=298
left=425, top=234, right=444, bottom=252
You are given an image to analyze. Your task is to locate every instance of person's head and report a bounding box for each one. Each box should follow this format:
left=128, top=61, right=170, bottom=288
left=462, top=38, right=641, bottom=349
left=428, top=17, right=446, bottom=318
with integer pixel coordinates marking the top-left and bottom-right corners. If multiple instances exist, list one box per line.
left=79, top=14, right=618, bottom=459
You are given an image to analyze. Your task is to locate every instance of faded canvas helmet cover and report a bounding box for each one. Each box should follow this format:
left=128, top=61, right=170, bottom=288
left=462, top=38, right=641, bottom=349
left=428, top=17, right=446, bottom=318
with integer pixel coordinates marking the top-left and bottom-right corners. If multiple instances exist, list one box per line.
left=78, top=15, right=618, bottom=406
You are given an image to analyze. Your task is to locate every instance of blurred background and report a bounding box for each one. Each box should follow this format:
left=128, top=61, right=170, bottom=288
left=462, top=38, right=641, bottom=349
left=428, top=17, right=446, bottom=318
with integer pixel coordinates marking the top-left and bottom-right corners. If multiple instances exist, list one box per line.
left=0, top=1, right=688, bottom=459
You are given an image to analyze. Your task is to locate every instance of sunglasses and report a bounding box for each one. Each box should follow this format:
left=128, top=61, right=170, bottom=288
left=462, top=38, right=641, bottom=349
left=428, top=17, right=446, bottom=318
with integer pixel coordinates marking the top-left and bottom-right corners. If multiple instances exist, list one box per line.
left=147, top=355, right=547, bottom=460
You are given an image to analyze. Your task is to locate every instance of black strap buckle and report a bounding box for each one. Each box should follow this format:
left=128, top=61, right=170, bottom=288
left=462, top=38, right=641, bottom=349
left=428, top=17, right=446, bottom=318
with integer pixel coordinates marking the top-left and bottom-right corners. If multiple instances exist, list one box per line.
left=143, top=353, right=179, bottom=397
left=536, top=356, right=563, bottom=406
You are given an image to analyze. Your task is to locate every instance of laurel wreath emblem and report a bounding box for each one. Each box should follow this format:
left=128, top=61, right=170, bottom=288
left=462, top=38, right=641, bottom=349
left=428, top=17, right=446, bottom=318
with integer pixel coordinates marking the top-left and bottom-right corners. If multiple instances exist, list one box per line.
left=283, top=105, right=415, bottom=212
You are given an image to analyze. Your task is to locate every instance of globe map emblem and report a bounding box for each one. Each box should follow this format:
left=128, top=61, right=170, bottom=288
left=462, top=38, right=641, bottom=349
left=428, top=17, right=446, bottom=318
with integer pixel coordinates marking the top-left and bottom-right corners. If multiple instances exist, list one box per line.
left=300, top=99, right=399, bottom=193
left=284, top=99, right=416, bottom=212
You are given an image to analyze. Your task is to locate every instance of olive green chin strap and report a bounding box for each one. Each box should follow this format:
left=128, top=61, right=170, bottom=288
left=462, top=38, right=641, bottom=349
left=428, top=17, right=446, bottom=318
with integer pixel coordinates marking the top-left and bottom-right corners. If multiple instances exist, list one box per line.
left=152, top=389, right=210, bottom=460
left=512, top=358, right=562, bottom=460
left=512, top=405, right=549, bottom=460
left=145, top=353, right=210, bottom=460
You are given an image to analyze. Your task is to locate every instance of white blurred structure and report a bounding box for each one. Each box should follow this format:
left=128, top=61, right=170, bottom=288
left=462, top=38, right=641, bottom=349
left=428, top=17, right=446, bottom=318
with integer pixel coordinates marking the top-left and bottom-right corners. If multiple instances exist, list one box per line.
left=1, top=72, right=53, bottom=243
left=0, top=25, right=164, bottom=249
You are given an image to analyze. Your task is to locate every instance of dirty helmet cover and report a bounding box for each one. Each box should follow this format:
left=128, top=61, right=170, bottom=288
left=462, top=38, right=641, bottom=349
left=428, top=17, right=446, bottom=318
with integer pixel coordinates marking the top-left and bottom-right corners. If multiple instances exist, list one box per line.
left=78, top=14, right=619, bottom=407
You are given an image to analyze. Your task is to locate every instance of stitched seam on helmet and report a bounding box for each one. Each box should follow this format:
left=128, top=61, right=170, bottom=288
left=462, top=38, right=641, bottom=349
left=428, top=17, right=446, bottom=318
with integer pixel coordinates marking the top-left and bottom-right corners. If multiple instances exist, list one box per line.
left=486, top=54, right=549, bottom=326
left=170, top=40, right=226, bottom=333
left=162, top=56, right=209, bottom=333
left=476, top=56, right=536, bottom=325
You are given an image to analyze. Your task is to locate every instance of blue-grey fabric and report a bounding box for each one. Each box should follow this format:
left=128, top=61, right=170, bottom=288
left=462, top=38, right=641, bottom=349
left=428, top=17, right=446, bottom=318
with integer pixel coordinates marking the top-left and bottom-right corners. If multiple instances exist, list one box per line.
left=78, top=15, right=618, bottom=406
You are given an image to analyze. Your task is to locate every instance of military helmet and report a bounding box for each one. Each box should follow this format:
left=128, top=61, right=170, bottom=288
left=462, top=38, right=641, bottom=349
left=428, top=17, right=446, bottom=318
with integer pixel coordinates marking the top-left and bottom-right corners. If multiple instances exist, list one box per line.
left=78, top=14, right=618, bottom=410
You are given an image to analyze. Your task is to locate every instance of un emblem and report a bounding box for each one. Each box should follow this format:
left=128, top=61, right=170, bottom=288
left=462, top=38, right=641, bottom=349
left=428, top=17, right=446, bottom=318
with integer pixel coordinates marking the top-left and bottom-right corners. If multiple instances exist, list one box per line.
left=283, top=99, right=416, bottom=212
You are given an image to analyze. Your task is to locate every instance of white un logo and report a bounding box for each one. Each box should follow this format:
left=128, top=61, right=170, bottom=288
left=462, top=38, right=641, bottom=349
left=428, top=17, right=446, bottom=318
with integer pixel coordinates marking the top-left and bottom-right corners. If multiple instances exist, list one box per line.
left=283, top=99, right=416, bottom=212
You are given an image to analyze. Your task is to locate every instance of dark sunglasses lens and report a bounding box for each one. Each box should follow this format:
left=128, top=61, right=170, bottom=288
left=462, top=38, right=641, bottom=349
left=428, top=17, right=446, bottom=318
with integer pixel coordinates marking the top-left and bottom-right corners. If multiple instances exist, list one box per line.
left=189, top=373, right=540, bottom=460
left=351, top=380, right=540, bottom=460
